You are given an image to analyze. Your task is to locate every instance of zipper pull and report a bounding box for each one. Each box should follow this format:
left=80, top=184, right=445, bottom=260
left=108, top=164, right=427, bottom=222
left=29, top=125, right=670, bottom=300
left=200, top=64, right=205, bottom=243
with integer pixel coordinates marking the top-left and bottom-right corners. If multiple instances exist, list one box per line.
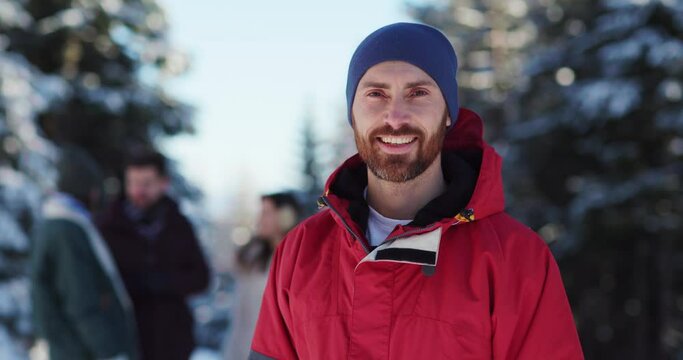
left=317, top=196, right=327, bottom=209
left=455, top=208, right=475, bottom=223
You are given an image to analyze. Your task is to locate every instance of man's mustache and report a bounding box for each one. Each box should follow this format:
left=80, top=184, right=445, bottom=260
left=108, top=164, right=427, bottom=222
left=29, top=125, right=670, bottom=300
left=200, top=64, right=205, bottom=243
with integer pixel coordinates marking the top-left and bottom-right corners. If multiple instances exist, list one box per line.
left=369, top=125, right=424, bottom=138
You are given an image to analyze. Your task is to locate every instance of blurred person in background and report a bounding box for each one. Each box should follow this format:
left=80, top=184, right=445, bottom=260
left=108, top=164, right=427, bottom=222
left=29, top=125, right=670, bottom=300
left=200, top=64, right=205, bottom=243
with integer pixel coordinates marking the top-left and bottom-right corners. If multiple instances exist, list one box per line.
left=30, top=145, right=138, bottom=360
left=222, top=192, right=302, bottom=360
left=97, top=149, right=210, bottom=360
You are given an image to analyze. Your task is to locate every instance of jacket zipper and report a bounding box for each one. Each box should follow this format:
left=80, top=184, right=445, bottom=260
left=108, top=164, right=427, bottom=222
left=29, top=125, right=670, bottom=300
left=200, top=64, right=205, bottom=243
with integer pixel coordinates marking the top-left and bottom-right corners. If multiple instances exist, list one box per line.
left=320, top=196, right=473, bottom=253
left=319, top=196, right=371, bottom=254
left=382, top=225, right=440, bottom=244
left=381, top=207, right=472, bottom=244
left=378, top=217, right=465, bottom=246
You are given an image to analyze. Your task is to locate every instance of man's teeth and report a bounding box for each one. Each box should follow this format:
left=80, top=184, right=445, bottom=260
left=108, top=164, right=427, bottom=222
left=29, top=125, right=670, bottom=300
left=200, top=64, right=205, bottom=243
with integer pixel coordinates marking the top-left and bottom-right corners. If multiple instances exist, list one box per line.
left=379, top=136, right=415, bottom=145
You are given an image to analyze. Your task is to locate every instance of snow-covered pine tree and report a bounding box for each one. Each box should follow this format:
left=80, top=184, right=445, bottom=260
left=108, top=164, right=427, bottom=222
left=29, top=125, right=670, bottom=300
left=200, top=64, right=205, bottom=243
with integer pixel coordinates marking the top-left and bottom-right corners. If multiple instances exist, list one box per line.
left=503, top=0, right=683, bottom=358
left=0, top=45, right=66, bottom=360
left=0, top=2, right=68, bottom=357
left=0, top=0, right=197, bottom=356
left=5, top=0, right=194, bottom=196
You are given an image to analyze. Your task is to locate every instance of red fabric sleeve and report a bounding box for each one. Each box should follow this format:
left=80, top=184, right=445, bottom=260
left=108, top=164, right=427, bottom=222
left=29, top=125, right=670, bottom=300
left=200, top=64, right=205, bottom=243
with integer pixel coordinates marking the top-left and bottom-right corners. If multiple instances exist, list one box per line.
left=250, top=242, right=299, bottom=359
left=491, top=230, right=584, bottom=360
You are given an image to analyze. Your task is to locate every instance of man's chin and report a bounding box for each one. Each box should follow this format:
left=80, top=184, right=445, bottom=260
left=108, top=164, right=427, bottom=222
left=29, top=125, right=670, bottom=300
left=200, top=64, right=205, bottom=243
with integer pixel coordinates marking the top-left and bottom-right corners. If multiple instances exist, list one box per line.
left=368, top=162, right=418, bottom=183
left=372, top=148, right=415, bottom=161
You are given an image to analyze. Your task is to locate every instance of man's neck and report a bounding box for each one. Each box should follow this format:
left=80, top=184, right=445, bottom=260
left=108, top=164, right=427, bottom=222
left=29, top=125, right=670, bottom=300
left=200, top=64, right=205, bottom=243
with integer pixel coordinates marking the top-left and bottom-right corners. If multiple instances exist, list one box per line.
left=366, top=155, right=447, bottom=220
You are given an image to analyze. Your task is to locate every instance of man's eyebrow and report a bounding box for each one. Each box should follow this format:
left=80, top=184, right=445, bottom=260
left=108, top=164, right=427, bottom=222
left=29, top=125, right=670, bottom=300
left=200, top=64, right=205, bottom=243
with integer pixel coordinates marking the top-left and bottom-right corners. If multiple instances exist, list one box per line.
left=358, top=80, right=437, bottom=89
left=359, top=81, right=390, bottom=89
left=405, top=80, right=436, bottom=88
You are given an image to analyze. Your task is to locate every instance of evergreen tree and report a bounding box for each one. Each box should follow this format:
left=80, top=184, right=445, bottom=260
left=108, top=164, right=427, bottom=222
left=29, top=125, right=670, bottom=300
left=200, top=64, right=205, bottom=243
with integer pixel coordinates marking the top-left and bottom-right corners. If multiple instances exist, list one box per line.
left=302, top=109, right=322, bottom=196
left=0, top=44, right=63, bottom=360
left=299, top=109, right=324, bottom=215
left=0, top=0, right=195, bottom=355
left=507, top=1, right=683, bottom=358
left=6, top=0, right=193, bottom=195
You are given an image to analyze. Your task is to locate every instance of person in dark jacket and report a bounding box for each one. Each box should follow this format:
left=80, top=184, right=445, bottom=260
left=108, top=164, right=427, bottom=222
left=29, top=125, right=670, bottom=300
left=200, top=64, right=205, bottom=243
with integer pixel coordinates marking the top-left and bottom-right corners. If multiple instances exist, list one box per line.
left=97, top=150, right=210, bottom=360
left=31, top=145, right=138, bottom=360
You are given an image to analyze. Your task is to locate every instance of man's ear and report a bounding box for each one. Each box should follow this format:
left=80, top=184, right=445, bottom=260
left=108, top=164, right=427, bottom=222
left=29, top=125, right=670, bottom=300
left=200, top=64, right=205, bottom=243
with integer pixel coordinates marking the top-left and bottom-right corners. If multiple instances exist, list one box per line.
left=446, top=116, right=452, bottom=127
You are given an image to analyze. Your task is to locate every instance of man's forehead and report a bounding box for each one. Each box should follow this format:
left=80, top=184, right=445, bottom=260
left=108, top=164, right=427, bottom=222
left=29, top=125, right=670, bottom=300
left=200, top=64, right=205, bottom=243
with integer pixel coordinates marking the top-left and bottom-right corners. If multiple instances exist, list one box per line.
left=358, top=61, right=437, bottom=88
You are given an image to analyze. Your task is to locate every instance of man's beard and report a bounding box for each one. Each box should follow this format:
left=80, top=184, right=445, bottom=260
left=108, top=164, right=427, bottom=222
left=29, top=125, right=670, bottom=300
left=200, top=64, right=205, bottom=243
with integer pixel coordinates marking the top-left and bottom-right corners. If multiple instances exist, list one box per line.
left=354, top=112, right=448, bottom=183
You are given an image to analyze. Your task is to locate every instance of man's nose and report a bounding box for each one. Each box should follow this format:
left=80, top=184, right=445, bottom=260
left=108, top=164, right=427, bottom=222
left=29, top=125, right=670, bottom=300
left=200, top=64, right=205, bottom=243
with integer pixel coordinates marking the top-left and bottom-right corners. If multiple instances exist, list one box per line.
left=384, top=97, right=411, bottom=129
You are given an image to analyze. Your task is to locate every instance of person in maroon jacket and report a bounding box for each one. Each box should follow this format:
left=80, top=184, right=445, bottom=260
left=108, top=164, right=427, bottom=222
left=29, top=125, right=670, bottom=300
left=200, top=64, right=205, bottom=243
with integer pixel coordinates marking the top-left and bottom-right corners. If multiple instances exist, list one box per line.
left=98, top=150, right=210, bottom=360
left=249, top=23, right=584, bottom=359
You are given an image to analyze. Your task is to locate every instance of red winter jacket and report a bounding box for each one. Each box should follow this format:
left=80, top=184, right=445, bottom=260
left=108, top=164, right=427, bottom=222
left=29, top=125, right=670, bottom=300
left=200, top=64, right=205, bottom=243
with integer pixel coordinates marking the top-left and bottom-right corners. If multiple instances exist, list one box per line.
left=250, top=109, right=584, bottom=359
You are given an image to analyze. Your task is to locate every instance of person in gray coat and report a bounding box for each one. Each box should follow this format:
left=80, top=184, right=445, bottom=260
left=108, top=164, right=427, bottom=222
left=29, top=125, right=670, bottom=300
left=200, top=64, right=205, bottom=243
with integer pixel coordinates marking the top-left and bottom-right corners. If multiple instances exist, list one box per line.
left=30, top=145, right=138, bottom=360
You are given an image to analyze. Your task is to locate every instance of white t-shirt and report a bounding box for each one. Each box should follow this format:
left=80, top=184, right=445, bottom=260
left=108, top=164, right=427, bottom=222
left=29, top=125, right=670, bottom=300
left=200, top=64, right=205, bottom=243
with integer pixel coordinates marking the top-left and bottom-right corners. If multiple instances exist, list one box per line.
left=364, top=187, right=413, bottom=247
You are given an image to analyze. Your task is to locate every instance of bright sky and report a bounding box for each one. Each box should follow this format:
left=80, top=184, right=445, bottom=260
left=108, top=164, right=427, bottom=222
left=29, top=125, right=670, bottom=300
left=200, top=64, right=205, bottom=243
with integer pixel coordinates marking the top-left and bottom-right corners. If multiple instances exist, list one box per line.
left=159, top=0, right=421, bottom=217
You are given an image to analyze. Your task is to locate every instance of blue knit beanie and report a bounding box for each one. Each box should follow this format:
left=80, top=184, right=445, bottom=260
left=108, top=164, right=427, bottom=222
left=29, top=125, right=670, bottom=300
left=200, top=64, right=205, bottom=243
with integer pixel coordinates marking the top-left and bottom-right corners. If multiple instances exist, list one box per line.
left=346, top=23, right=459, bottom=130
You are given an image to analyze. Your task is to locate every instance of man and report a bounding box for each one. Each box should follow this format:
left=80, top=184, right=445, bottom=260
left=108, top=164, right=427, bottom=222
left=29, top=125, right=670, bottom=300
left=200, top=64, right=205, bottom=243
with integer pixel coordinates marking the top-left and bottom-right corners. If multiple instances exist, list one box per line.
left=250, top=23, right=584, bottom=359
left=98, top=150, right=209, bottom=360
left=31, top=145, right=138, bottom=360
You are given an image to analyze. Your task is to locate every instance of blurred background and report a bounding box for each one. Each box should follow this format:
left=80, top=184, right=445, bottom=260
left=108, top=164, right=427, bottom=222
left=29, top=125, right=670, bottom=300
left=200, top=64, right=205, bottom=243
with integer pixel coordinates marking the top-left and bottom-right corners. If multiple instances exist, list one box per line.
left=0, top=0, right=681, bottom=359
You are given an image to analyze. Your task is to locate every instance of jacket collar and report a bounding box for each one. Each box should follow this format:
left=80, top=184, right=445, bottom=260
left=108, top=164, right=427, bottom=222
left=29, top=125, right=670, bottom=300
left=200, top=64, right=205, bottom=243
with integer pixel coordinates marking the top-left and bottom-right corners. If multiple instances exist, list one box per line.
left=44, top=192, right=92, bottom=220
left=319, top=108, right=505, bottom=249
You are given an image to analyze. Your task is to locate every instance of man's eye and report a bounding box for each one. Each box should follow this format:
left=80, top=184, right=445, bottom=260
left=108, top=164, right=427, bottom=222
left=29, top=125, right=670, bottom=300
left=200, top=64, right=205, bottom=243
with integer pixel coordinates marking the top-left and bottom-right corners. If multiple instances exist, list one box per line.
left=411, top=89, right=429, bottom=97
left=367, top=91, right=384, bottom=97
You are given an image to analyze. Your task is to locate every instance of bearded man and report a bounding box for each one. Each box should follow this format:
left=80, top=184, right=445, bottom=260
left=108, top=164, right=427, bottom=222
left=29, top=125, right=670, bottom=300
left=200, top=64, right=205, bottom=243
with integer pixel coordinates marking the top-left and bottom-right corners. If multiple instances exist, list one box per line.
left=249, top=23, right=584, bottom=360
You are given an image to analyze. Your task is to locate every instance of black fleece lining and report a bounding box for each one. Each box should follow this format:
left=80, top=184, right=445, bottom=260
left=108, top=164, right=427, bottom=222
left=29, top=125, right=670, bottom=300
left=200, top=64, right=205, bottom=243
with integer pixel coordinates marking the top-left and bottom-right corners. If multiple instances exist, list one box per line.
left=376, top=248, right=437, bottom=265
left=329, top=163, right=370, bottom=234
left=329, top=149, right=481, bottom=231
left=411, top=150, right=480, bottom=226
